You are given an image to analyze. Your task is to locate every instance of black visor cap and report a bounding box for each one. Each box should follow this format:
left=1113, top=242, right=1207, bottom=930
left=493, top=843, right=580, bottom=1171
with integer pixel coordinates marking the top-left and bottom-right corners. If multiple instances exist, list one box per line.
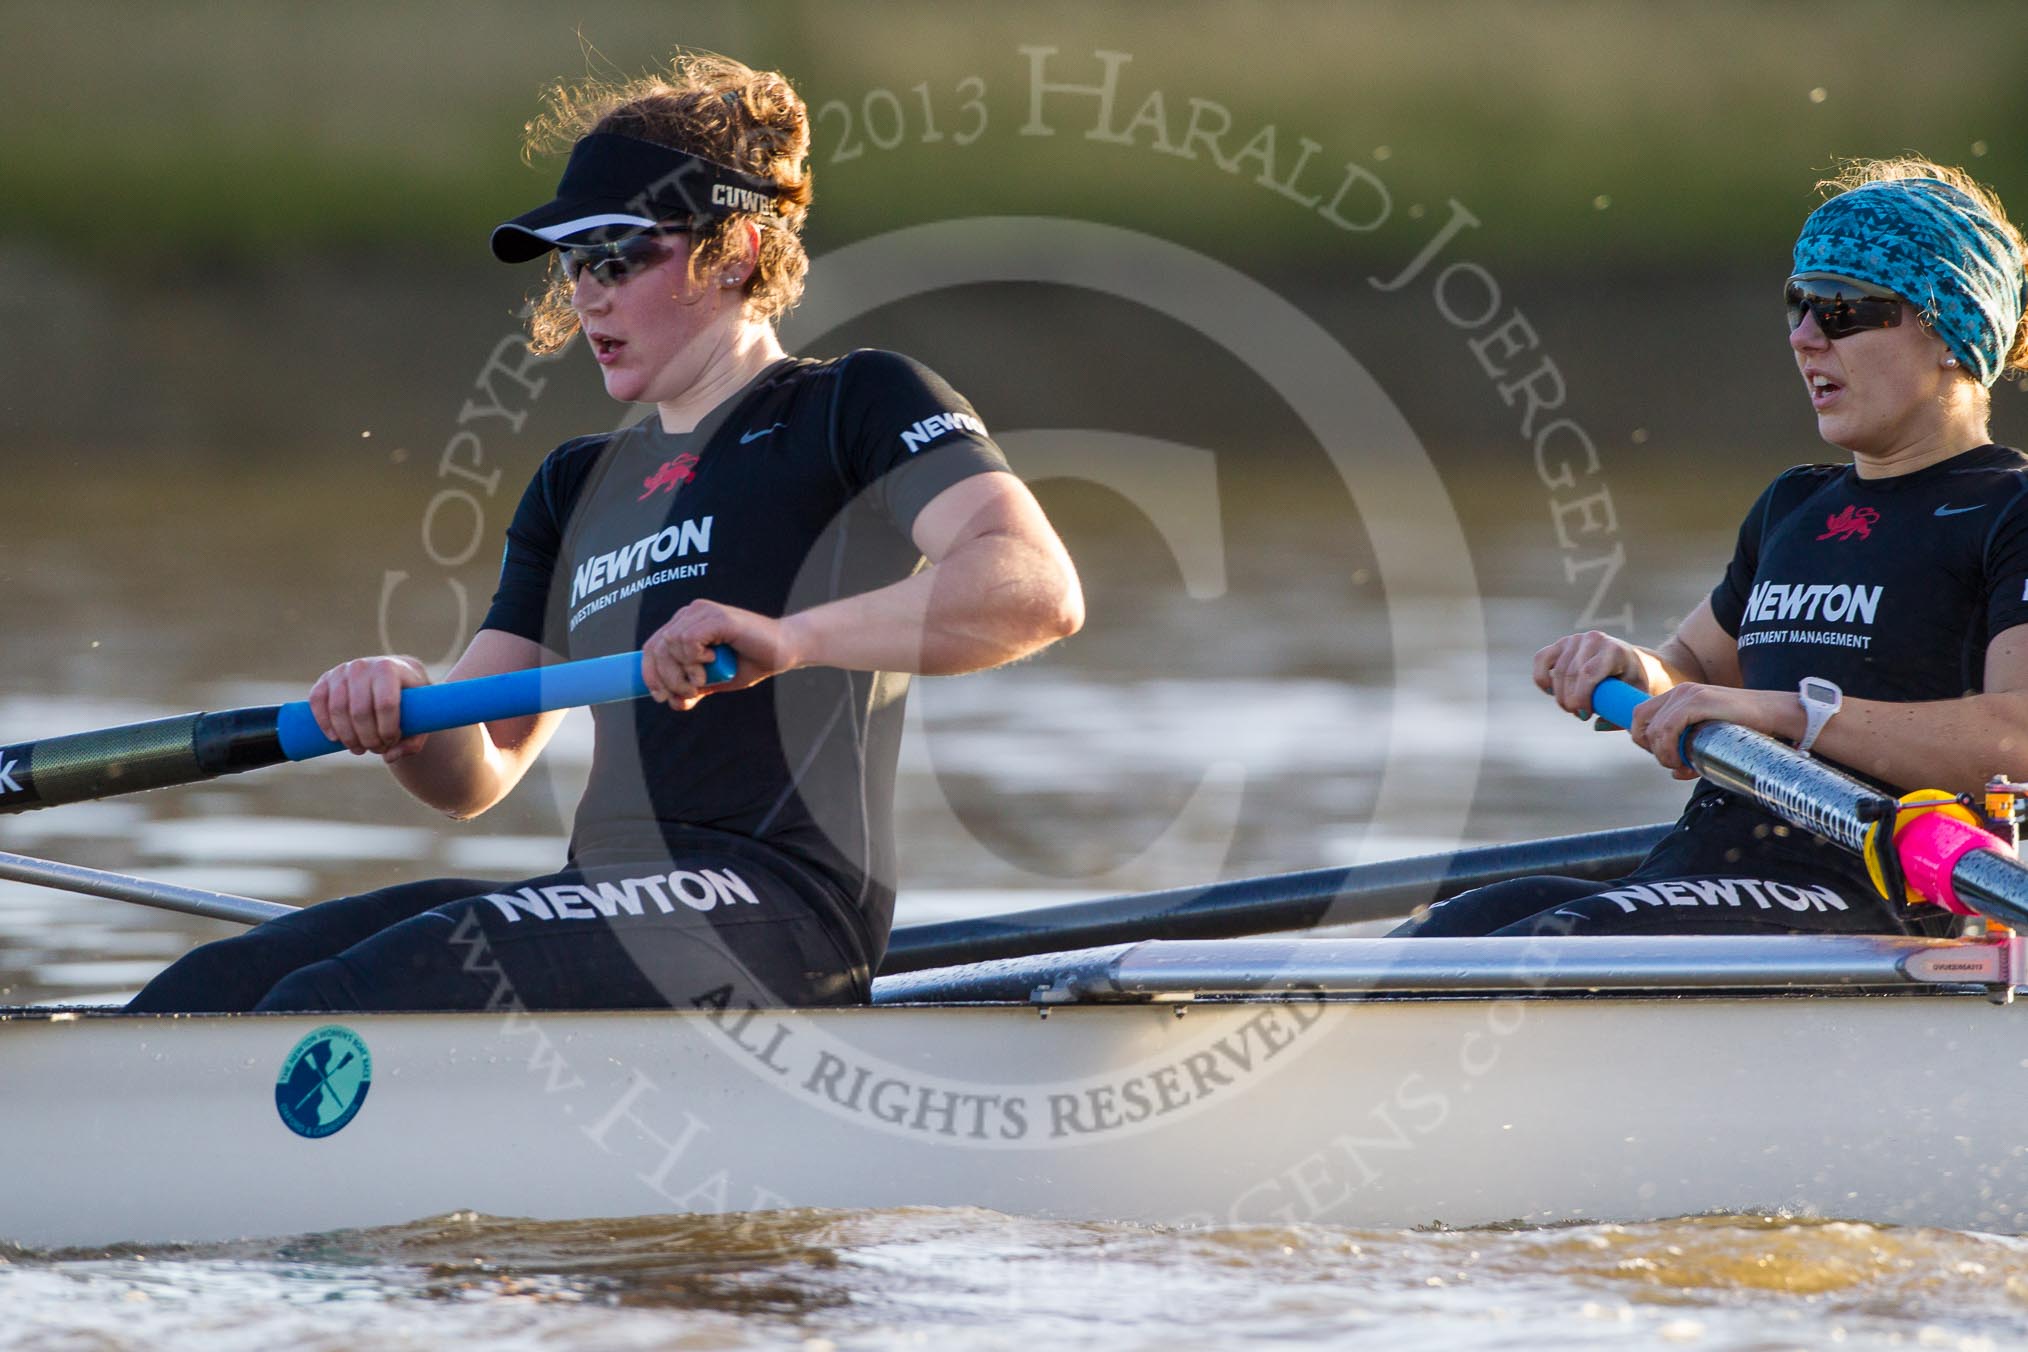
left=490, top=133, right=783, bottom=263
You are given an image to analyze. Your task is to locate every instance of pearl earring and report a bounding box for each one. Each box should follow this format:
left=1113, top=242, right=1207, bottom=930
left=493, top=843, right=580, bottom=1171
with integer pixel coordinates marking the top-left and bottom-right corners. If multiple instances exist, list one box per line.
left=1945, top=356, right=1961, bottom=369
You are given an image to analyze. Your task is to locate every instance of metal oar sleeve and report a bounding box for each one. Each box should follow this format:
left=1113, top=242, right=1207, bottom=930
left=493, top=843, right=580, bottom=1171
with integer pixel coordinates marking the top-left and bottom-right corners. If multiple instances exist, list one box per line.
left=273, top=646, right=738, bottom=760
left=1685, top=723, right=1884, bottom=854
left=0, top=848, right=292, bottom=926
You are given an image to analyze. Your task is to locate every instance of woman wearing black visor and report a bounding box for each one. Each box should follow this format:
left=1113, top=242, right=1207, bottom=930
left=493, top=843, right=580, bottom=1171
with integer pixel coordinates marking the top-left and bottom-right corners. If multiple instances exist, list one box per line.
left=132, top=52, right=1083, bottom=1013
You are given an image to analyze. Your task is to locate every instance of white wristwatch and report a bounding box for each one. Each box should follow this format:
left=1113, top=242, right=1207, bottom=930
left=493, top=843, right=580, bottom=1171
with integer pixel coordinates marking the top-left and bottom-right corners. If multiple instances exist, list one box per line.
left=1797, top=677, right=1843, bottom=755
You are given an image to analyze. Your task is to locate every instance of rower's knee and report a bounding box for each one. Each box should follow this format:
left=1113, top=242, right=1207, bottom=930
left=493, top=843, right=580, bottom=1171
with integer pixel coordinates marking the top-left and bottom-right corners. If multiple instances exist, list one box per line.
left=254, top=961, right=357, bottom=1014
left=127, top=934, right=283, bottom=1014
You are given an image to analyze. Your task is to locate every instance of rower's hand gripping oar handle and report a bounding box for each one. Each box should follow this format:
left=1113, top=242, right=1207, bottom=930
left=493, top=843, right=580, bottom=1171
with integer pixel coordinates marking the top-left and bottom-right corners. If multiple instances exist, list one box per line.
left=1590, top=677, right=1699, bottom=767
left=274, top=645, right=738, bottom=760
left=1586, top=674, right=2017, bottom=919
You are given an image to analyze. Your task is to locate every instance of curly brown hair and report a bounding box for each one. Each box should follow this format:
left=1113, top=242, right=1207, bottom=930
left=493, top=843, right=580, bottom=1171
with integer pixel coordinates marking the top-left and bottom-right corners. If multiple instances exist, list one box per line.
left=521, top=52, right=813, bottom=354
left=1817, top=156, right=2028, bottom=378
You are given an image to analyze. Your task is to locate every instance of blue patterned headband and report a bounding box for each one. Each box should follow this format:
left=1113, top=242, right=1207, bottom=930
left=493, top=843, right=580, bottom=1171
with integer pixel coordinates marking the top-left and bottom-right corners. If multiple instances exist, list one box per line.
left=1792, top=177, right=2027, bottom=386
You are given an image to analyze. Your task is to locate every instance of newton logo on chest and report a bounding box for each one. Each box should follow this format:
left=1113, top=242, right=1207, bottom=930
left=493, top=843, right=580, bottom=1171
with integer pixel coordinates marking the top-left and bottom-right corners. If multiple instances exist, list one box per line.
left=572, top=516, right=715, bottom=606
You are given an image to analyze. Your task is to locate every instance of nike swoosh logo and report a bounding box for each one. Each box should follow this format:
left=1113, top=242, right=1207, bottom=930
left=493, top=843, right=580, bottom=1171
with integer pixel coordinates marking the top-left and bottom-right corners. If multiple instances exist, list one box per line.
left=1934, top=504, right=1986, bottom=517
left=739, top=422, right=786, bottom=445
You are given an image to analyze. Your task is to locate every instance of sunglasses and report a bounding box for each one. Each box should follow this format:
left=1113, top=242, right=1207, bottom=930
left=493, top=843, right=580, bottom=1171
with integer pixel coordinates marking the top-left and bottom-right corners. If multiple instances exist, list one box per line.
left=558, top=231, right=684, bottom=287
left=1784, top=274, right=1905, bottom=340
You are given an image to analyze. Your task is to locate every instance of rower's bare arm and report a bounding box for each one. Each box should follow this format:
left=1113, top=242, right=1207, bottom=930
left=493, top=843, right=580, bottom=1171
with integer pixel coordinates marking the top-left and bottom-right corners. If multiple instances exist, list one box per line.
left=640, top=471, right=1082, bottom=706
left=1534, top=600, right=1739, bottom=718
left=307, top=629, right=568, bottom=819
left=1776, top=626, right=2028, bottom=797
left=1659, top=600, right=1743, bottom=688
left=1624, top=628, right=2028, bottom=794
left=807, top=470, right=1085, bottom=674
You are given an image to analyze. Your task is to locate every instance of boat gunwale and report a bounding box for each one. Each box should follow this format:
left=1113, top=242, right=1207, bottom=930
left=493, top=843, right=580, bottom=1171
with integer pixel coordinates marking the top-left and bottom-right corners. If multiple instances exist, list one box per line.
left=0, top=987, right=2013, bottom=1026
left=7, top=934, right=2020, bottom=1022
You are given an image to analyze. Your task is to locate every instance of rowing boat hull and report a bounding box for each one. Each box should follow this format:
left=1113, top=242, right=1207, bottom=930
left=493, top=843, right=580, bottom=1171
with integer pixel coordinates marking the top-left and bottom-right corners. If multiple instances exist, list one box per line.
left=5, top=979, right=2026, bottom=1246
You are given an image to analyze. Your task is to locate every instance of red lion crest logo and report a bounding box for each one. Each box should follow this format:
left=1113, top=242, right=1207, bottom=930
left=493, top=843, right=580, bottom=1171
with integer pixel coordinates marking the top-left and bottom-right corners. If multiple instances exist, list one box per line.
left=1815, top=505, right=1879, bottom=541
left=638, top=453, right=700, bottom=500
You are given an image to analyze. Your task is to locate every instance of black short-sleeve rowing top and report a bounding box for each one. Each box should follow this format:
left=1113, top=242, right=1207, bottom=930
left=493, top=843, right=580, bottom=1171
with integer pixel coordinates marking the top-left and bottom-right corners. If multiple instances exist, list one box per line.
left=481, top=350, right=1009, bottom=967
left=1709, top=443, right=2028, bottom=700
left=1673, top=443, right=2028, bottom=881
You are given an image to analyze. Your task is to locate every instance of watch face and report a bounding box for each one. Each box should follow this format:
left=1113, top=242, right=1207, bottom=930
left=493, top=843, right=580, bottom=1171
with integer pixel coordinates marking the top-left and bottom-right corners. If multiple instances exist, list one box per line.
left=1801, top=677, right=1841, bottom=707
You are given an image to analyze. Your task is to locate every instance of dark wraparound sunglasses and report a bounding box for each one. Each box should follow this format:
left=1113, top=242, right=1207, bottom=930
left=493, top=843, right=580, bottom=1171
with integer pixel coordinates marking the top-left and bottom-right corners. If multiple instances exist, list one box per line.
left=558, top=230, right=686, bottom=287
left=1784, top=274, right=1905, bottom=340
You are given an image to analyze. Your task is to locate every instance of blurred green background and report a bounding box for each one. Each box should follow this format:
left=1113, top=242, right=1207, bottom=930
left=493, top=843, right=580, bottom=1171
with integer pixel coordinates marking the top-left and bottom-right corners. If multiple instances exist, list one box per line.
left=2, top=0, right=2024, bottom=466
left=5, top=0, right=2023, bottom=261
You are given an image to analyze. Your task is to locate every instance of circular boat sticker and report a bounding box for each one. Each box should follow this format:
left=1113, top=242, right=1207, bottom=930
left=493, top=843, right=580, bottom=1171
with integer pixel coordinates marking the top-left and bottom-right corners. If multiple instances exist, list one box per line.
left=274, top=1025, right=373, bottom=1139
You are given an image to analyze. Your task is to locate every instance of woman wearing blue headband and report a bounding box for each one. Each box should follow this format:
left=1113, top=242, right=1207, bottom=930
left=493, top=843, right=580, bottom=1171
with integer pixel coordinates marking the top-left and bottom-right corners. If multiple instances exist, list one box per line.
left=132, top=53, right=1084, bottom=1013
left=1399, top=158, right=2028, bottom=939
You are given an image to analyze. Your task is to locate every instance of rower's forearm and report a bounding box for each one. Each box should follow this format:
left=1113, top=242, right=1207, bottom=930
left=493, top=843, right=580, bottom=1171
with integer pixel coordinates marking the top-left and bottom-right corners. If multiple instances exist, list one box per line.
left=387, top=723, right=520, bottom=819
left=1800, top=692, right=2028, bottom=798
left=782, top=532, right=1083, bottom=675
left=1645, top=639, right=1712, bottom=690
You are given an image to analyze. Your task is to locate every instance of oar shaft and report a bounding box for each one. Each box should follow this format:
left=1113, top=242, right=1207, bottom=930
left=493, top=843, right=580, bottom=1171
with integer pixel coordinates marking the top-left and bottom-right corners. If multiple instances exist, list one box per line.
left=1597, top=683, right=1873, bottom=848
left=880, top=824, right=1672, bottom=974
left=0, top=708, right=289, bottom=816
left=1684, top=722, right=1882, bottom=855
left=1592, top=677, right=2028, bottom=930
left=1595, top=678, right=1890, bottom=856
left=0, top=848, right=293, bottom=926
left=0, top=646, right=736, bottom=814
left=1954, top=849, right=2028, bottom=930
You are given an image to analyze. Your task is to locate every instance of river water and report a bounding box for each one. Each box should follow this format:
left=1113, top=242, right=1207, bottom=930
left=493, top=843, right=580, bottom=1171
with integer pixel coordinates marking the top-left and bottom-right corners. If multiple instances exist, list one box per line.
left=2, top=439, right=2023, bottom=1346
left=8, top=1210, right=2028, bottom=1350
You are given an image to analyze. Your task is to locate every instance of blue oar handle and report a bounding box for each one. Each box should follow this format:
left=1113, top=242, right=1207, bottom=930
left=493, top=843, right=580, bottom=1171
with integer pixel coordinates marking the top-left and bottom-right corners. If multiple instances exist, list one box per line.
left=1590, top=676, right=1648, bottom=732
left=1590, top=676, right=1705, bottom=767
left=274, top=645, right=737, bottom=761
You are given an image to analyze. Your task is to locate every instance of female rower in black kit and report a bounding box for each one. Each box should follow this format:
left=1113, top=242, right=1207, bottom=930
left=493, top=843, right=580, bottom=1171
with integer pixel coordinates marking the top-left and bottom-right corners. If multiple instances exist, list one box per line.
left=1398, top=157, right=2028, bottom=939
left=131, top=53, right=1083, bottom=1013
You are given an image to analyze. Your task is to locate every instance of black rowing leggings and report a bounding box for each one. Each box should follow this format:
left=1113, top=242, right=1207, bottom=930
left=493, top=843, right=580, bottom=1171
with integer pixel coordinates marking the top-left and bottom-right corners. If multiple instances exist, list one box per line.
left=1387, top=870, right=1912, bottom=938
left=126, top=849, right=867, bottom=1014
left=1393, top=787, right=1955, bottom=939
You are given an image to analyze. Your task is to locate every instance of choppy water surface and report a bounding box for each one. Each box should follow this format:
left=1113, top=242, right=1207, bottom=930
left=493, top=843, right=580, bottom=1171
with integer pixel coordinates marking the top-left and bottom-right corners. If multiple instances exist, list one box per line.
left=6, top=459, right=2016, bottom=1349
left=7, top=1210, right=2026, bottom=1351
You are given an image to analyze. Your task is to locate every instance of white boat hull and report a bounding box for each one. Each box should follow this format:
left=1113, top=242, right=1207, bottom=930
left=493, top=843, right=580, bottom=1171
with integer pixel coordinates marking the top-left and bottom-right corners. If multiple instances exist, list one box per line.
left=6, top=951, right=2028, bottom=1246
